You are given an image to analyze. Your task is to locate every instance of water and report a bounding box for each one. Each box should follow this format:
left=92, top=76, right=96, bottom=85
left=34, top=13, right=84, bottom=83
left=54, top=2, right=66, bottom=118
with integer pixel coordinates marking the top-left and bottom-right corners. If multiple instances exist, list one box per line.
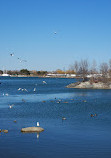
left=0, top=77, right=111, bottom=158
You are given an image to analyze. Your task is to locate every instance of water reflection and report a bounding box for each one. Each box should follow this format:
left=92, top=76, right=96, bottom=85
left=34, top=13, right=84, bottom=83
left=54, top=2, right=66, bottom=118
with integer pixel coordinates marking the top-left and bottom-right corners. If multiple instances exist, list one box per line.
left=37, top=132, right=40, bottom=139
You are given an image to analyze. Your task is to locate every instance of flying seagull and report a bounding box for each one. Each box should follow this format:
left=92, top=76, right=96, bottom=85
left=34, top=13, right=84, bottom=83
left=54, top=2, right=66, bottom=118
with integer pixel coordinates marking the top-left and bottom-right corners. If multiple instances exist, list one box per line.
left=10, top=53, right=14, bottom=56
left=8, top=104, right=14, bottom=109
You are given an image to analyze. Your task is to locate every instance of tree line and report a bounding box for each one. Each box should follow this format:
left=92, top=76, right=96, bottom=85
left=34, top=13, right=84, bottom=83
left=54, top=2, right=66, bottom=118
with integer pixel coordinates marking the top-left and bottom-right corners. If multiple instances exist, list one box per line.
left=0, top=69, right=47, bottom=76
left=0, top=59, right=111, bottom=82
left=69, top=59, right=111, bottom=82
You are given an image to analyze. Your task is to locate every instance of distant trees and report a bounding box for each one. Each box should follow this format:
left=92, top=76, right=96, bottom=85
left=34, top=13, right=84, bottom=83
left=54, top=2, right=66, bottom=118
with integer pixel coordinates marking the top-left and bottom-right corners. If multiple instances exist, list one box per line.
left=69, top=59, right=111, bottom=83
left=55, top=69, right=65, bottom=74
left=78, top=59, right=89, bottom=81
left=7, top=70, right=20, bottom=75
left=90, top=60, right=97, bottom=75
left=36, top=71, right=47, bottom=76
left=100, top=62, right=108, bottom=78
left=0, top=70, right=3, bottom=74
left=100, top=62, right=109, bottom=83
left=1, top=59, right=111, bottom=82
left=20, top=69, right=30, bottom=75
left=69, top=61, right=79, bottom=75
left=70, top=59, right=89, bottom=81
left=109, top=59, right=111, bottom=78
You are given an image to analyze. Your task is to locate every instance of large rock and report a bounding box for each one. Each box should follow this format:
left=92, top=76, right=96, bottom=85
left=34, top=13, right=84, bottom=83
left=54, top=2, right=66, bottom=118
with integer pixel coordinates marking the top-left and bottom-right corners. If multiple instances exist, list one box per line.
left=67, top=81, right=111, bottom=89
left=21, top=127, right=44, bottom=133
left=2, top=129, right=8, bottom=133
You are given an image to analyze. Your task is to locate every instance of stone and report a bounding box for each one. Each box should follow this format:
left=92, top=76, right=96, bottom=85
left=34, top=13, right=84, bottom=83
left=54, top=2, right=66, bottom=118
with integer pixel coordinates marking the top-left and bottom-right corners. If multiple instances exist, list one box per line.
left=21, top=127, right=44, bottom=133
left=2, top=129, right=8, bottom=133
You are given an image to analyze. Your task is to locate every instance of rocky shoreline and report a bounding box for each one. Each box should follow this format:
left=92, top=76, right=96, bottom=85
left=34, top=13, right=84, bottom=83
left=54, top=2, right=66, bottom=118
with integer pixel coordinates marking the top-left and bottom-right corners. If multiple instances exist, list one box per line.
left=67, top=81, right=111, bottom=89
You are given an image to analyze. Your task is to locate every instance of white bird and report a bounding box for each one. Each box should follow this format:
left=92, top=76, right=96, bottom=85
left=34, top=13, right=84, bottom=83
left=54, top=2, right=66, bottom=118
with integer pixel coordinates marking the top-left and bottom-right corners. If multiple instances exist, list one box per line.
left=62, top=117, right=66, bottom=120
left=5, top=93, right=9, bottom=96
left=33, top=88, right=36, bottom=92
left=37, top=122, right=40, bottom=127
left=21, top=88, right=28, bottom=92
left=18, top=88, right=21, bottom=91
left=54, top=32, right=57, bottom=34
left=24, top=88, right=28, bottom=92
left=43, top=81, right=47, bottom=84
left=19, top=60, right=27, bottom=63
left=17, top=58, right=27, bottom=63
left=9, top=104, right=14, bottom=109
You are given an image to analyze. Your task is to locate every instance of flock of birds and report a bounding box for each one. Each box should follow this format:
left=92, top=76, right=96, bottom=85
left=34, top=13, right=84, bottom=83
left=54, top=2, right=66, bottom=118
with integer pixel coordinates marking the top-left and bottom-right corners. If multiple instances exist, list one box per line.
left=10, top=53, right=27, bottom=63
left=3, top=84, right=98, bottom=120
left=9, top=31, right=57, bottom=62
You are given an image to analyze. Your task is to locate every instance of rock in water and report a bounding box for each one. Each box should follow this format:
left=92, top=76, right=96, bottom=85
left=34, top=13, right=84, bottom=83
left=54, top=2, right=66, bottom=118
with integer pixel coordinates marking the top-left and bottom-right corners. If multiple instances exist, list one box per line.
left=21, top=127, right=44, bottom=133
left=2, top=129, right=8, bottom=133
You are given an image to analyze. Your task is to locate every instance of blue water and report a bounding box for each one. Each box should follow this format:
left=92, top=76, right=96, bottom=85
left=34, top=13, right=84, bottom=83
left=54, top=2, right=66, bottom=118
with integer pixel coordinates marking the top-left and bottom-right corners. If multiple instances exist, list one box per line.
left=0, top=77, right=111, bottom=158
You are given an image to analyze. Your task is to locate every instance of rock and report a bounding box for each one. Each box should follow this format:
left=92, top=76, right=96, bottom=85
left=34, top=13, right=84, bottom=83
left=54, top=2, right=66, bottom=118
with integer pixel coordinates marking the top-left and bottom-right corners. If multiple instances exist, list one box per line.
left=2, top=129, right=8, bottom=133
left=0, top=129, right=1, bottom=132
left=21, top=127, right=44, bottom=133
left=67, top=81, right=111, bottom=89
left=66, top=82, right=81, bottom=88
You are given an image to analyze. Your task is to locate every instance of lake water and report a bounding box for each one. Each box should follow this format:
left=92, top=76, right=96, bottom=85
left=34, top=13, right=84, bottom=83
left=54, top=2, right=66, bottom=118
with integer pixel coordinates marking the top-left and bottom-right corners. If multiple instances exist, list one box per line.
left=0, top=77, right=111, bottom=158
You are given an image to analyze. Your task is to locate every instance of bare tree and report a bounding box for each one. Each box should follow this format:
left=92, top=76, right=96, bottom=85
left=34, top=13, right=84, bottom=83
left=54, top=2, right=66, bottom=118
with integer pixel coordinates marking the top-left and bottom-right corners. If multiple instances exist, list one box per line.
left=109, top=59, right=111, bottom=78
left=74, top=61, right=79, bottom=75
left=100, top=62, right=108, bottom=77
left=100, top=62, right=108, bottom=82
left=69, top=61, right=79, bottom=75
left=90, top=60, right=97, bottom=75
left=78, top=59, right=89, bottom=81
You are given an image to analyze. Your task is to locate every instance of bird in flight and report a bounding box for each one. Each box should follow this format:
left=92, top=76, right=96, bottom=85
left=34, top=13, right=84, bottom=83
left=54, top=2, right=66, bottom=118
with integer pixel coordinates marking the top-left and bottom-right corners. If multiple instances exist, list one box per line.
left=17, top=58, right=27, bottom=63
left=8, top=104, right=14, bottom=109
left=10, top=53, right=14, bottom=56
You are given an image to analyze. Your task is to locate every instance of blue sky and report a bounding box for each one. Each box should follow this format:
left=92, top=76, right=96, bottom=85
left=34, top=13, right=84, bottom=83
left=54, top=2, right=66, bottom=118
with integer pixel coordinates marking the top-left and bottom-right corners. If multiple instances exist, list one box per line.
left=0, top=0, right=111, bottom=71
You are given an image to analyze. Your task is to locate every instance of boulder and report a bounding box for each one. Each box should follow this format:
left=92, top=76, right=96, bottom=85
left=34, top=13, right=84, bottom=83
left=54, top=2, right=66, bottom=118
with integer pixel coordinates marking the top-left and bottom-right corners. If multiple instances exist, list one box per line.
left=2, top=129, right=8, bottom=133
left=21, top=127, right=44, bottom=133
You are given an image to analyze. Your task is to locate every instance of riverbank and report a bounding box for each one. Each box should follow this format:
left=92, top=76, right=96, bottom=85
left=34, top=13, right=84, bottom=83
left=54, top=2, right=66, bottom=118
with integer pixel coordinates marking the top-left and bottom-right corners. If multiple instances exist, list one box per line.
left=67, top=81, right=111, bottom=89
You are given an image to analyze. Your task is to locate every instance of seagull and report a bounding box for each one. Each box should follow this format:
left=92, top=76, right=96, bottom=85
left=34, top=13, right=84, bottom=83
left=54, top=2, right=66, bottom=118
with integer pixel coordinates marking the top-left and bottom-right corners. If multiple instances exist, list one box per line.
left=21, top=88, right=28, bottom=92
left=62, top=117, right=66, bottom=120
left=54, top=32, right=57, bottom=34
left=43, top=81, right=47, bottom=84
left=10, top=53, right=14, bottom=56
left=24, top=88, right=28, bottom=92
left=17, top=58, right=27, bottom=63
left=19, top=60, right=27, bottom=63
left=9, top=104, right=14, bottom=109
left=37, top=122, right=40, bottom=127
left=18, top=88, right=21, bottom=91
left=33, top=88, right=36, bottom=92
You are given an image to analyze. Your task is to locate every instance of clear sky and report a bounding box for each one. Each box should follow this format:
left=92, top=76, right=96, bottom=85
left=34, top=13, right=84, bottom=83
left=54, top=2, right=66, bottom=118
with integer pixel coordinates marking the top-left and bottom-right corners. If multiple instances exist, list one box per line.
left=0, top=0, right=111, bottom=71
